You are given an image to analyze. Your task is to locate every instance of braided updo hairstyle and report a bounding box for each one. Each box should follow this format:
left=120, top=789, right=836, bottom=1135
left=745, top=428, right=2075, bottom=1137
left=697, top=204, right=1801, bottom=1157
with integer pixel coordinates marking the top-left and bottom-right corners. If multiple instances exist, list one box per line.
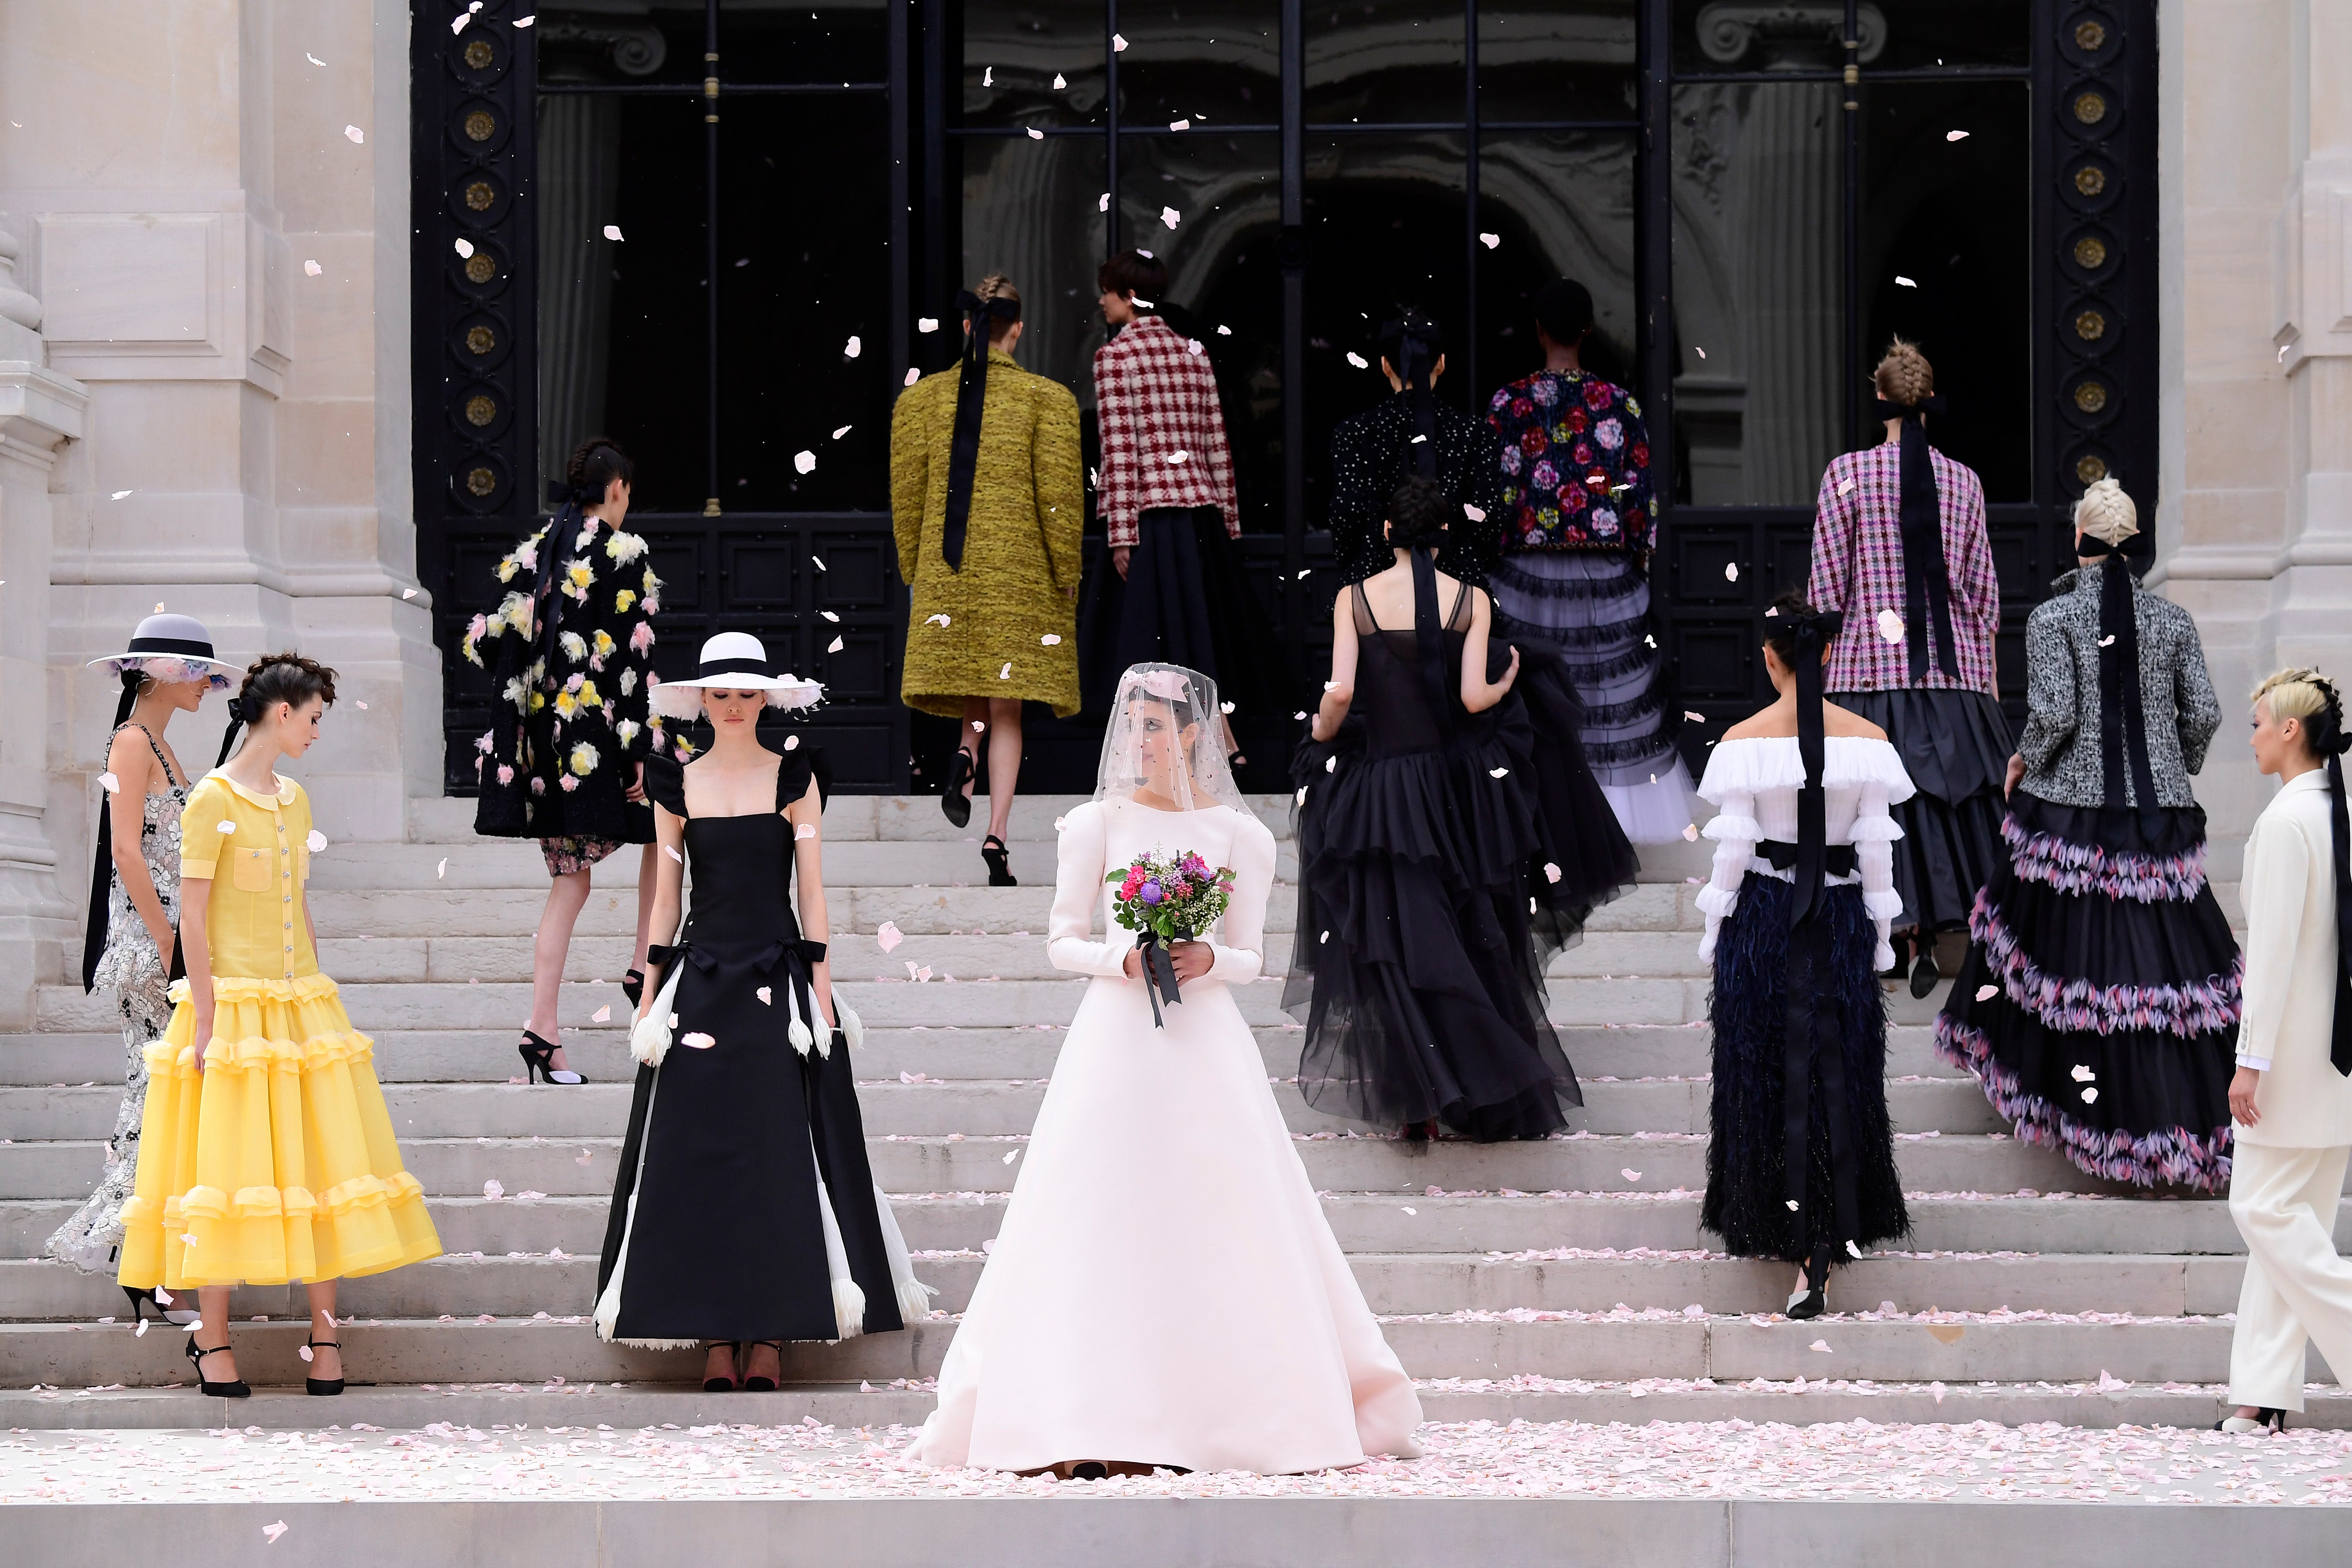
left=971, top=272, right=1022, bottom=343
left=2253, top=668, right=2352, bottom=764
left=566, top=437, right=634, bottom=508
left=216, top=652, right=340, bottom=766
left=1873, top=336, right=1935, bottom=410
left=1760, top=589, right=1824, bottom=666
left=1384, top=476, right=1456, bottom=550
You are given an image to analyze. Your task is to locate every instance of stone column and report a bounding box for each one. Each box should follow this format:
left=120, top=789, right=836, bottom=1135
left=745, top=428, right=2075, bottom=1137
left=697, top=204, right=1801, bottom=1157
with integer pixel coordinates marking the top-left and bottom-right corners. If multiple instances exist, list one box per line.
left=0, top=222, right=90, bottom=1029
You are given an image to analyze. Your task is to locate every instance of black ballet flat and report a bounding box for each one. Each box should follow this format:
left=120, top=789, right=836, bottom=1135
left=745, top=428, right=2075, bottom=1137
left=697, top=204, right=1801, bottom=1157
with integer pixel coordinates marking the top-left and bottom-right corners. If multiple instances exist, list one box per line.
left=304, top=1336, right=344, bottom=1397
left=185, top=1335, right=249, bottom=1399
left=941, top=748, right=975, bottom=828
left=1908, top=943, right=1941, bottom=1000
left=1786, top=1245, right=1832, bottom=1320
left=742, top=1340, right=783, bottom=1393
left=704, top=1341, right=741, bottom=1393
left=518, top=1029, right=583, bottom=1085
left=621, top=968, right=645, bottom=1009
left=981, top=834, right=1016, bottom=887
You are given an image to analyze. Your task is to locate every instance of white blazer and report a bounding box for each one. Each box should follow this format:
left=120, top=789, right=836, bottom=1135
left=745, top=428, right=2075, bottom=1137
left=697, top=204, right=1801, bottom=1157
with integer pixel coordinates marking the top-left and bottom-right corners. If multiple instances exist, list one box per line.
left=2235, top=767, right=2352, bottom=1148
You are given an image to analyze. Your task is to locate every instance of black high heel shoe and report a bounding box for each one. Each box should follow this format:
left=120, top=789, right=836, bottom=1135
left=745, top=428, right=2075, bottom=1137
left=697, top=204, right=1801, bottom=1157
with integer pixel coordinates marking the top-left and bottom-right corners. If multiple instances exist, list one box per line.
left=621, top=968, right=645, bottom=1010
left=1908, top=936, right=1941, bottom=1000
left=124, top=1284, right=197, bottom=1326
left=743, top=1340, right=784, bottom=1393
left=518, top=1029, right=583, bottom=1085
left=1786, top=1243, right=1833, bottom=1320
left=304, top=1335, right=344, bottom=1397
left=703, top=1341, right=741, bottom=1393
left=941, top=748, right=975, bottom=828
left=185, top=1335, right=250, bottom=1399
left=981, top=834, right=1016, bottom=887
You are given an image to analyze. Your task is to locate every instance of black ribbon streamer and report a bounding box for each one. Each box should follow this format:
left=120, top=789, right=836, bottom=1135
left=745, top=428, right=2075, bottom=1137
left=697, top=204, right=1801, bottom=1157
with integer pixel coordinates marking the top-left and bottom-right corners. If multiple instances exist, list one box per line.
left=941, top=291, right=1021, bottom=572
left=1134, top=929, right=1187, bottom=1028
left=2075, top=536, right=2163, bottom=831
left=2328, top=750, right=2352, bottom=1076
left=83, top=677, right=140, bottom=992
left=1778, top=610, right=1862, bottom=1254
left=1873, top=397, right=1958, bottom=685
left=1408, top=548, right=1458, bottom=749
left=1383, top=316, right=1441, bottom=481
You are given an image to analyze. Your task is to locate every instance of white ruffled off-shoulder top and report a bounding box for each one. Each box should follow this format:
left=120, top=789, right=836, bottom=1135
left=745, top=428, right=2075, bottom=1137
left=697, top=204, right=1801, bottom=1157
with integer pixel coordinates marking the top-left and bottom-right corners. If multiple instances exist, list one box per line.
left=1693, top=735, right=1917, bottom=970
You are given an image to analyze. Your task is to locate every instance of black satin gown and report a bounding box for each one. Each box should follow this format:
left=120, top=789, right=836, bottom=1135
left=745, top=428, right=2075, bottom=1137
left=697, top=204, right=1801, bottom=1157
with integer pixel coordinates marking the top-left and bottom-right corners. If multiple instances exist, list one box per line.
left=594, top=747, right=904, bottom=1345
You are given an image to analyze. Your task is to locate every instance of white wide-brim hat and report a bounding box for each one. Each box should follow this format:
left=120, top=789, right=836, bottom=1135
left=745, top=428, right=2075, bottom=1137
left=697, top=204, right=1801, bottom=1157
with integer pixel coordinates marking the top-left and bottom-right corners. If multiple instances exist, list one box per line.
left=650, top=631, right=823, bottom=719
left=85, top=613, right=240, bottom=688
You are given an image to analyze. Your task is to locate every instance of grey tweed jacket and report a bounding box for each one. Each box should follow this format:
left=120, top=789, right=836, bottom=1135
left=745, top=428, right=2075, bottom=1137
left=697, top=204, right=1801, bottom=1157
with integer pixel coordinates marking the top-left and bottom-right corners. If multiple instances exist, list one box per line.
left=2017, top=561, right=2220, bottom=809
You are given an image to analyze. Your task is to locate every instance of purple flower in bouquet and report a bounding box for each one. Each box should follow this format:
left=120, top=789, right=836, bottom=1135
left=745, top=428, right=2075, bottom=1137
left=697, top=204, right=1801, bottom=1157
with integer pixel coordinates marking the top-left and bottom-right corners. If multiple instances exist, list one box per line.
left=1139, top=880, right=1163, bottom=904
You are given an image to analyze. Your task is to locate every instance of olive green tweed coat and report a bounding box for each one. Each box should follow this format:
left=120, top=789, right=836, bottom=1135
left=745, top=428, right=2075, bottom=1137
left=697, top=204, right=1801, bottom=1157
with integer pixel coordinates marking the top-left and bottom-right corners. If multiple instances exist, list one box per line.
left=889, top=349, right=1085, bottom=719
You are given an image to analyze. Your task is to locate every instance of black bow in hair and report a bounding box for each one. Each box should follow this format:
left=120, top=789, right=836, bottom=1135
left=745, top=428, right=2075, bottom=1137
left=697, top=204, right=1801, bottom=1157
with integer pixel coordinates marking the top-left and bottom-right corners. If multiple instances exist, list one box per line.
left=940, top=291, right=1024, bottom=573
left=2311, top=677, right=2352, bottom=1077
left=1380, top=313, right=1443, bottom=481
left=2072, top=536, right=2163, bottom=831
left=214, top=689, right=266, bottom=769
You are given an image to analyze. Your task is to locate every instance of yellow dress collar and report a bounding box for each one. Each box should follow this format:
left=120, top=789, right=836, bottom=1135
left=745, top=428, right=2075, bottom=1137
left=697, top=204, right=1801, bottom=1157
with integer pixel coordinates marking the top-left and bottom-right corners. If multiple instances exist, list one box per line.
left=214, top=770, right=298, bottom=809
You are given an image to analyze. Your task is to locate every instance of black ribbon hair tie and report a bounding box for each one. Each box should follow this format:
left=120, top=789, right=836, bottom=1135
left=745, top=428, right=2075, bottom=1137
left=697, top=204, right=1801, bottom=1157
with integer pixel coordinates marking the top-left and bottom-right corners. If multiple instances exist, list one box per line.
left=1872, top=395, right=1959, bottom=686
left=2074, top=532, right=2163, bottom=834
left=940, top=289, right=1023, bottom=572
left=1379, top=312, right=1444, bottom=482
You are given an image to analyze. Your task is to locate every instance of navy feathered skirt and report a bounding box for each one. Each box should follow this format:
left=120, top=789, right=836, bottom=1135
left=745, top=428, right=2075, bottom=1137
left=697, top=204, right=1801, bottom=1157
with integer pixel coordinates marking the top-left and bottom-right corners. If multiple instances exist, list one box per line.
left=1704, top=877, right=1909, bottom=1262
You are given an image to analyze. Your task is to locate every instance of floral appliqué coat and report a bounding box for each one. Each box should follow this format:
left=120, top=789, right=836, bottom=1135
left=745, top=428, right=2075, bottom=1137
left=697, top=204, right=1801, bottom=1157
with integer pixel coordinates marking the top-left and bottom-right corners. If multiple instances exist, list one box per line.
left=465, top=507, right=665, bottom=842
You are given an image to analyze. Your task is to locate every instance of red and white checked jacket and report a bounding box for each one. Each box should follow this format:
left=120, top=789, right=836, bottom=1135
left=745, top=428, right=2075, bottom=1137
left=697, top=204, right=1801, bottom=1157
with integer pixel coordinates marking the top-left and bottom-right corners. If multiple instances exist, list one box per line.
left=1091, top=313, right=1239, bottom=548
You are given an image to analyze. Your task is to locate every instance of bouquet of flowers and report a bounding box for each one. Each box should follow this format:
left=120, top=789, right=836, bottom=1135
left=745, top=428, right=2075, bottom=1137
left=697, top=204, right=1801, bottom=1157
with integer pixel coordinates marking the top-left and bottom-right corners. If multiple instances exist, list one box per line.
left=1106, top=848, right=1236, bottom=1026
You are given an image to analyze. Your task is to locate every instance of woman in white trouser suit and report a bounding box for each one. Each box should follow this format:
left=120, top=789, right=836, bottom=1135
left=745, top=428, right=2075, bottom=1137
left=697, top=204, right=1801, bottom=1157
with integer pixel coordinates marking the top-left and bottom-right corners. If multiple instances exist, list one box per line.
left=2223, top=669, right=2352, bottom=1432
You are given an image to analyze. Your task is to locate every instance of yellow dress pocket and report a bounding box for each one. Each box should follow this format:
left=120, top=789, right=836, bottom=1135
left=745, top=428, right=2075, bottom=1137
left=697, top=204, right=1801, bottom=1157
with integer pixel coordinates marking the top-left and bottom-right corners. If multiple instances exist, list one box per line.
left=229, top=846, right=273, bottom=892
left=294, top=843, right=310, bottom=884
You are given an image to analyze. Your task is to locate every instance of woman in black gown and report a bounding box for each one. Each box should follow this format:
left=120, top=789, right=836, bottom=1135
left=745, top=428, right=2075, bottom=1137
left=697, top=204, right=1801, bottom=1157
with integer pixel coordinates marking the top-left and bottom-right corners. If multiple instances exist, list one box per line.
left=594, top=633, right=930, bottom=1391
left=1288, top=477, right=1636, bottom=1141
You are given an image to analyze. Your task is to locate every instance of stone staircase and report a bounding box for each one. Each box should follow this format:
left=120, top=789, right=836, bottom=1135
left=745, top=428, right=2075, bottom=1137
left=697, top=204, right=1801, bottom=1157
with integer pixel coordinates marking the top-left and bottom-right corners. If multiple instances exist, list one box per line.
left=1, top=792, right=2343, bottom=1432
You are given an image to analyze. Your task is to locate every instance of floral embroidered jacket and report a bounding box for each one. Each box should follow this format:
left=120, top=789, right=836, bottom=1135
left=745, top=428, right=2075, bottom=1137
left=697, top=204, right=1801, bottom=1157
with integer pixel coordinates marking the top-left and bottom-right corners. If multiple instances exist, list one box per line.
left=465, top=505, right=664, bottom=841
left=1484, top=369, right=1656, bottom=556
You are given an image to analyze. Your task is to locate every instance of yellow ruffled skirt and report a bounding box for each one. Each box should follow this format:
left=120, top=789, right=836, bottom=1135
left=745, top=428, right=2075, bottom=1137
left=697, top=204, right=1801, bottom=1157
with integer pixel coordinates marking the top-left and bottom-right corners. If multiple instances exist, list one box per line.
left=116, top=972, right=442, bottom=1290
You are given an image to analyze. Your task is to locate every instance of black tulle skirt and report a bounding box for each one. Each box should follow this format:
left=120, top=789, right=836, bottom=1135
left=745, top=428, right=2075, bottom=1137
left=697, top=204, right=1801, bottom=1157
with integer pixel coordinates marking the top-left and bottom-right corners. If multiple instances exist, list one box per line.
left=1831, top=688, right=2012, bottom=933
left=1078, top=505, right=1288, bottom=729
left=1934, top=790, right=2240, bottom=1191
left=1704, top=878, right=1909, bottom=1262
left=1283, top=649, right=1635, bottom=1141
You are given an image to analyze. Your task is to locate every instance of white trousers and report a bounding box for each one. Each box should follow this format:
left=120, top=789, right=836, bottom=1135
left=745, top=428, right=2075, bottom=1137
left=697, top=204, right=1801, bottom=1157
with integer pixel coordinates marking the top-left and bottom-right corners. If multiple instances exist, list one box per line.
left=2227, top=1141, right=2352, bottom=1412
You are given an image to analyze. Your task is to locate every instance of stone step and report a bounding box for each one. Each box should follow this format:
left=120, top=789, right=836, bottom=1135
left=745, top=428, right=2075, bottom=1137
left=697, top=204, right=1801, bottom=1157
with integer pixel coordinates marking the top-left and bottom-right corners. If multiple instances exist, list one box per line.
left=0, top=1072, right=2009, bottom=1149
left=0, top=1022, right=1958, bottom=1089
left=405, top=792, right=1306, bottom=846
left=4, top=1378, right=2340, bottom=1439
left=0, top=1246, right=2264, bottom=1325
left=34, top=967, right=1959, bottom=1034
left=6, top=1186, right=2302, bottom=1269
left=0, top=1307, right=2325, bottom=1393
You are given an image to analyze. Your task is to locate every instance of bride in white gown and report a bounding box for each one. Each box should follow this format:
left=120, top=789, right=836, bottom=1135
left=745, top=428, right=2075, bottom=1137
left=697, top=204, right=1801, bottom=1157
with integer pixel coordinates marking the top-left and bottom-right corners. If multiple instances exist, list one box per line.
left=905, top=663, right=1423, bottom=1476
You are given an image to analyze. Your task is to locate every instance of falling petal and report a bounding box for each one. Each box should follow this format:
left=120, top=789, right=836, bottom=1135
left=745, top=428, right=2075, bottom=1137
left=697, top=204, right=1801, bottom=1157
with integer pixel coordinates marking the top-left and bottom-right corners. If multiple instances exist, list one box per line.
left=97, top=772, right=120, bottom=795
left=1896, top=275, right=1917, bottom=288
left=1684, top=710, right=1707, bottom=724
left=1462, top=504, right=1486, bottom=521
left=1479, top=232, right=1500, bottom=249
left=999, top=662, right=1012, bottom=679
left=757, top=987, right=773, bottom=1005
left=1055, top=72, right=1068, bottom=88
left=2071, top=1063, right=2097, bottom=1081
left=1168, top=120, right=1190, bottom=132
left=1682, top=823, right=1700, bottom=842
left=1543, top=863, right=1562, bottom=884
left=304, top=259, right=322, bottom=276
left=1695, top=345, right=1707, bottom=359
left=113, top=490, right=135, bottom=500
left=1041, top=633, right=1061, bottom=645
left=927, top=613, right=951, bottom=627
left=796, top=823, right=817, bottom=840
left=592, top=1004, right=611, bottom=1023
left=298, top=1345, right=314, bottom=1362
left=603, top=225, right=623, bottom=241
left=1161, top=205, right=1182, bottom=228
left=1112, top=32, right=1128, bottom=49
left=264, top=1522, right=288, bottom=1545
left=795, top=450, right=817, bottom=474
left=1004, top=1149, right=1019, bottom=1164
left=1847, top=1240, right=1863, bottom=1258
left=876, top=921, right=904, bottom=953
left=217, top=819, right=238, bottom=834
left=832, top=425, right=852, bottom=440
left=1345, top=351, right=1369, bottom=369
left=905, top=367, right=921, bottom=386
left=982, top=66, right=993, bottom=85
left=1976, top=984, right=1999, bottom=1002
left=2098, top=634, right=2116, bottom=647
left=664, top=843, right=683, bottom=862
left=828, top=636, right=845, bottom=652
left=843, top=336, right=861, bottom=358
left=1026, top=127, right=1044, bottom=139
left=1946, top=129, right=1970, bottom=141
left=1786, top=1199, right=1800, bottom=1212
left=813, top=555, right=827, bottom=571
left=2081, top=1086, right=2099, bottom=1103
left=1878, top=609, right=1906, bottom=643
left=344, top=125, right=365, bottom=143
left=307, top=53, right=325, bottom=65
left=1724, top=561, right=1739, bottom=582
left=1220, top=701, right=1236, bottom=714
left=784, top=735, right=800, bottom=750
left=1621, top=1168, right=1642, bottom=1181
left=1488, top=767, right=1509, bottom=778
left=1810, top=1339, right=1832, bottom=1353
left=1098, top=192, right=1110, bottom=212
left=682, top=1032, right=716, bottom=1050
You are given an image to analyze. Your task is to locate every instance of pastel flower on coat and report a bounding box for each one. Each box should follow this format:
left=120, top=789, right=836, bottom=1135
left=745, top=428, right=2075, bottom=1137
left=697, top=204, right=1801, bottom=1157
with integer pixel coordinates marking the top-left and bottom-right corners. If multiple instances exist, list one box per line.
left=565, top=561, right=595, bottom=598
left=502, top=676, right=530, bottom=712
left=530, top=775, right=547, bottom=795
left=620, top=668, right=638, bottom=695
left=614, top=587, right=638, bottom=614
left=559, top=630, right=589, bottom=663
left=569, top=741, right=599, bottom=776
left=641, top=566, right=659, bottom=595
left=495, top=590, right=533, bottom=640
left=564, top=671, right=585, bottom=692
left=629, top=622, right=656, bottom=654
left=575, top=525, right=599, bottom=552
left=577, top=678, right=601, bottom=709
left=529, top=689, right=547, bottom=713
left=615, top=718, right=641, bottom=748
left=559, top=774, right=579, bottom=791
left=605, top=530, right=648, bottom=565
left=476, top=731, right=495, bottom=753
left=592, top=629, right=616, bottom=661
left=553, top=688, right=580, bottom=720
left=496, top=763, right=515, bottom=785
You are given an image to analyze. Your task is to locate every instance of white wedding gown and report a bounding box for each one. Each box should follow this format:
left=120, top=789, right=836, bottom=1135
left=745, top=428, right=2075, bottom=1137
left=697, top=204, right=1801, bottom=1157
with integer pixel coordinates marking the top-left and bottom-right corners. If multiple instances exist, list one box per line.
left=905, top=794, right=1424, bottom=1473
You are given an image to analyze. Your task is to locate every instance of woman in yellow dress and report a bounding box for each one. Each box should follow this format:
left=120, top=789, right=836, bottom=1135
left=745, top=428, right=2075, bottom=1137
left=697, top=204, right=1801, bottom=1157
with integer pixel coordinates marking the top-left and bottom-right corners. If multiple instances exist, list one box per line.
left=117, top=653, right=441, bottom=1398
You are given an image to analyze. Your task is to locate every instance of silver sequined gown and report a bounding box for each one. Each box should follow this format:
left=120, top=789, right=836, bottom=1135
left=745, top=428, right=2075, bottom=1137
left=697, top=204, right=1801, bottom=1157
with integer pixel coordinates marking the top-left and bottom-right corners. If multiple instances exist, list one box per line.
left=44, top=782, right=185, bottom=1274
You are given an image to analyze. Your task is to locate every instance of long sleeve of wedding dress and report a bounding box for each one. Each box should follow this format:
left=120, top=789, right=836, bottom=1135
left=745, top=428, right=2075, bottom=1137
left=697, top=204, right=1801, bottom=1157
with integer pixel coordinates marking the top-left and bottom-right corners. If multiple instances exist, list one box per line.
left=1046, top=802, right=1134, bottom=979
left=1203, top=820, right=1271, bottom=986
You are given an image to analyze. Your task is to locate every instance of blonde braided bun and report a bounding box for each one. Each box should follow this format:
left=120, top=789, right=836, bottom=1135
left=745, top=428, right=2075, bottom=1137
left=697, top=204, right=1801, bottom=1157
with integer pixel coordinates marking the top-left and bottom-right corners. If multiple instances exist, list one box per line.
left=2073, top=477, right=2138, bottom=546
left=972, top=272, right=1021, bottom=343
left=1872, top=337, right=1934, bottom=409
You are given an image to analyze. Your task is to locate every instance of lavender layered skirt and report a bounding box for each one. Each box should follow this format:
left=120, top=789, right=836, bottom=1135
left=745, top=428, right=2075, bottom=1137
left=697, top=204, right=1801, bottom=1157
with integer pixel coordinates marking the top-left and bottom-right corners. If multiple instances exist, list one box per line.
left=1935, top=790, right=2240, bottom=1191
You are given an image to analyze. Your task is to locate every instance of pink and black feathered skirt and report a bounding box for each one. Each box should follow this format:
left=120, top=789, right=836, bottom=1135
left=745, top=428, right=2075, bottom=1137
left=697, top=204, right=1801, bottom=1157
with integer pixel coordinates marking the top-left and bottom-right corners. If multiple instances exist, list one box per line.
left=1934, top=789, right=2240, bottom=1191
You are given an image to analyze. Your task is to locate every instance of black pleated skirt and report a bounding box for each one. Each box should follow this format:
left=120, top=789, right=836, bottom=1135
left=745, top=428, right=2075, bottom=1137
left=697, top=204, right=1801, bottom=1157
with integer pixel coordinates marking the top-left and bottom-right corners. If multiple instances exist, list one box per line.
left=1831, top=688, right=2013, bottom=932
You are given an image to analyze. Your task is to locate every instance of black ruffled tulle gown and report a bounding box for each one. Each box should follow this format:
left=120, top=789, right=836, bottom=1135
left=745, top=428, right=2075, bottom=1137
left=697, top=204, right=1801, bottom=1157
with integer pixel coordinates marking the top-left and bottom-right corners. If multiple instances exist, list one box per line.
left=594, top=748, right=908, bottom=1346
left=1286, top=561, right=1637, bottom=1140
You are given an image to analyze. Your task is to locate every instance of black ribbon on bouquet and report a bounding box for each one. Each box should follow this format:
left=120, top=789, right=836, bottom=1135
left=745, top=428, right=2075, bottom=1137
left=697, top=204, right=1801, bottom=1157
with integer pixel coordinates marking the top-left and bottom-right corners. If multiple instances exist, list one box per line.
left=1874, top=395, right=1960, bottom=686
left=1134, top=928, right=1188, bottom=1029
left=1777, top=608, right=1862, bottom=1257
